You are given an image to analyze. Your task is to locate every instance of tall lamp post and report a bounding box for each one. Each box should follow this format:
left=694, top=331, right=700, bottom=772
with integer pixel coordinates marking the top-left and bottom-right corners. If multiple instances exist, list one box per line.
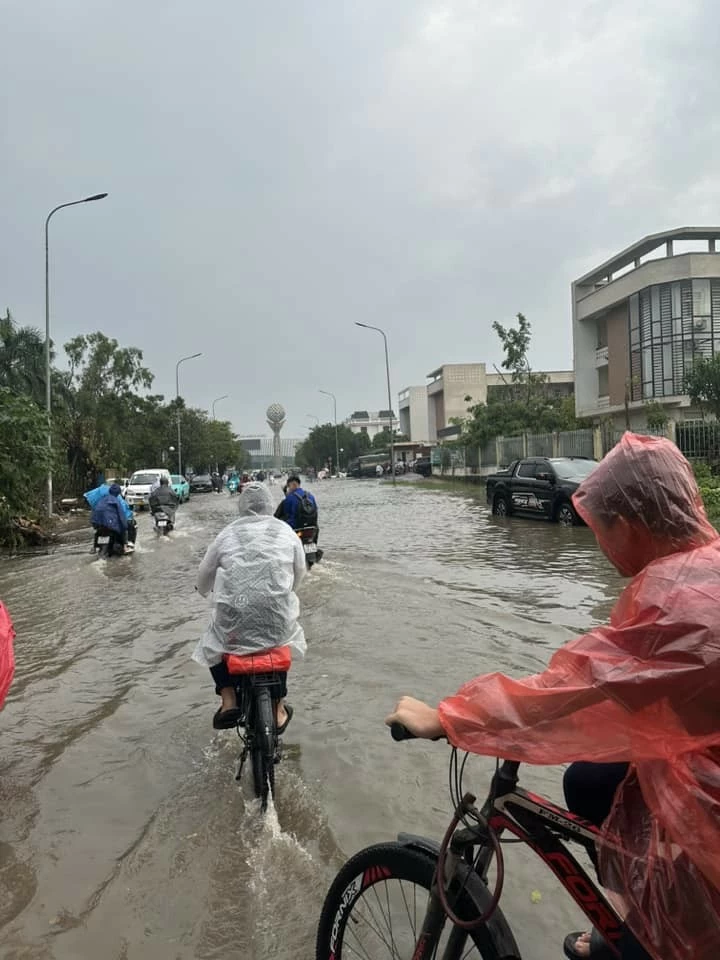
left=45, top=192, right=108, bottom=516
left=319, top=389, right=340, bottom=475
left=212, top=394, right=229, bottom=419
left=354, top=323, right=395, bottom=485
left=176, top=352, right=202, bottom=477
left=306, top=413, right=319, bottom=425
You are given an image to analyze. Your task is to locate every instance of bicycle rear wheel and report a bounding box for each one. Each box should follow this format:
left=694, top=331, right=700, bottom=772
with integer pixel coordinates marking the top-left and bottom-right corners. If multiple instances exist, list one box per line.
left=250, top=686, right=275, bottom=811
left=316, top=842, right=520, bottom=960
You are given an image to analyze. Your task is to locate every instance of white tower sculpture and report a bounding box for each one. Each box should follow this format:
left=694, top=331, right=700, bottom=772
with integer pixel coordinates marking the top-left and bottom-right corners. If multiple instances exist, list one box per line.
left=266, top=403, right=286, bottom=472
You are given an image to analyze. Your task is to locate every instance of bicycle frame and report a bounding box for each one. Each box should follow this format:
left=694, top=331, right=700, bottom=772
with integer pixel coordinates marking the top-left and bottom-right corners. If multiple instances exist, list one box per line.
left=418, top=759, right=625, bottom=959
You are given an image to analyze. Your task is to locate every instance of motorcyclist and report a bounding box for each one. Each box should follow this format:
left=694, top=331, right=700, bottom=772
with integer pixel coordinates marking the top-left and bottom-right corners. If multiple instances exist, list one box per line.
left=90, top=482, right=131, bottom=554
left=275, top=475, right=322, bottom=558
left=193, top=482, right=306, bottom=730
left=149, top=475, right=178, bottom=524
left=84, top=481, right=137, bottom=552
left=211, top=471, right=223, bottom=493
left=387, top=433, right=720, bottom=960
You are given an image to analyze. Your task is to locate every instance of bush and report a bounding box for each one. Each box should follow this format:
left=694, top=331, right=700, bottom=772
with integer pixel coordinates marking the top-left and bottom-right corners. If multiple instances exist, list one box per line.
left=693, top=463, right=720, bottom=528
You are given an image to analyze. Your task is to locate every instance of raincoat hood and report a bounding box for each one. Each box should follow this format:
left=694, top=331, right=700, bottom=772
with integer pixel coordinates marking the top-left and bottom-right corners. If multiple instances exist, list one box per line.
left=572, top=432, right=717, bottom=575
left=108, top=483, right=122, bottom=497
left=237, top=482, right=273, bottom=518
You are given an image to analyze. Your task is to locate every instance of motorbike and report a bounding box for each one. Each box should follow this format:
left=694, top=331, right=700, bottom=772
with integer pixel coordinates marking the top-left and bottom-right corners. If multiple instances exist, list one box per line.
left=296, top=526, right=323, bottom=568
left=94, top=526, right=129, bottom=558
left=227, top=477, right=239, bottom=495
left=152, top=509, right=174, bottom=536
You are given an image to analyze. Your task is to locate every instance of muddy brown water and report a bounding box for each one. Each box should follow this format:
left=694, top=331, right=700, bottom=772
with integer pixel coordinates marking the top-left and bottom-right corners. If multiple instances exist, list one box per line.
left=0, top=480, right=623, bottom=959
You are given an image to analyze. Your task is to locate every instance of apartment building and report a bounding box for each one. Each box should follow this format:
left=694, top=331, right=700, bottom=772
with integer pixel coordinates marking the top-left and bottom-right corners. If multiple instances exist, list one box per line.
left=572, top=227, right=720, bottom=425
left=344, top=410, right=400, bottom=440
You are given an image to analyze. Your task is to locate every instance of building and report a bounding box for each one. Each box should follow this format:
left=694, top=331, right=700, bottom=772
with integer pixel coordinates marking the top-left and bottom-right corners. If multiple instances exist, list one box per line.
left=345, top=410, right=400, bottom=439
left=417, top=363, right=574, bottom=441
left=572, top=227, right=720, bottom=426
left=398, top=386, right=430, bottom=442
left=238, top=436, right=301, bottom=469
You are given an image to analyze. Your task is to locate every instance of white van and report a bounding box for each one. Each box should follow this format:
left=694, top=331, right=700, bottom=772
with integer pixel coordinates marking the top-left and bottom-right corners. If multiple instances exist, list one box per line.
left=124, top=468, right=172, bottom=509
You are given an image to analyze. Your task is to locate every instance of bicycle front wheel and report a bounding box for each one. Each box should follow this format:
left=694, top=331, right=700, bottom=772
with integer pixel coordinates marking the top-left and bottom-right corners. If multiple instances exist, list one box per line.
left=316, top=842, right=521, bottom=959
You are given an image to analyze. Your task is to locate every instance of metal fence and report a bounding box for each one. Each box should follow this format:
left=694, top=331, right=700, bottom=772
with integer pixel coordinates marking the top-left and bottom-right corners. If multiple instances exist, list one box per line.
left=526, top=432, right=554, bottom=457
left=558, top=428, right=594, bottom=458
left=498, top=435, right=524, bottom=465
left=675, top=421, right=720, bottom=463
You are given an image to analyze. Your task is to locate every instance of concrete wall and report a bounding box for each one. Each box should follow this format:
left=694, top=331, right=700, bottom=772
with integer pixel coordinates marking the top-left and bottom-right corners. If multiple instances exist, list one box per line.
left=399, top=385, right=430, bottom=442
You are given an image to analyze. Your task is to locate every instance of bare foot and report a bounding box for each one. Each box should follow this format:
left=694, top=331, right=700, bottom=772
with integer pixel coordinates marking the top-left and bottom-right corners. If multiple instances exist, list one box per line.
left=219, top=686, right=237, bottom=712
left=276, top=701, right=288, bottom=728
left=572, top=933, right=591, bottom=958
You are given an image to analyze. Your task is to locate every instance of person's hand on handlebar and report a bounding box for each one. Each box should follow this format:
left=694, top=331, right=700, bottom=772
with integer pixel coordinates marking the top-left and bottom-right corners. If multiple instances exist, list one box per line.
left=385, top=696, right=444, bottom=740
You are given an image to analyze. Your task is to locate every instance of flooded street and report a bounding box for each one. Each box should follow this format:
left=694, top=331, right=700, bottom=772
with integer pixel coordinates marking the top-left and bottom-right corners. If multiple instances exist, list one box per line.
left=0, top=480, right=624, bottom=960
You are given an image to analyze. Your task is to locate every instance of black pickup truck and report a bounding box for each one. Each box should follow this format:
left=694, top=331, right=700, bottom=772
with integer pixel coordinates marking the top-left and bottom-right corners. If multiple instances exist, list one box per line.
left=486, top=456, right=598, bottom=526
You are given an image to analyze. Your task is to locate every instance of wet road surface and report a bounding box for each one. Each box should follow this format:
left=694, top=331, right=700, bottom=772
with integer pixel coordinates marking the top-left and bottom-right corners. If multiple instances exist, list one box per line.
left=0, top=480, right=623, bottom=959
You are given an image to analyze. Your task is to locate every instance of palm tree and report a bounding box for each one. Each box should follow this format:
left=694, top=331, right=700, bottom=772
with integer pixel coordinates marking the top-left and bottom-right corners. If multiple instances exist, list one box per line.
left=0, top=309, right=48, bottom=406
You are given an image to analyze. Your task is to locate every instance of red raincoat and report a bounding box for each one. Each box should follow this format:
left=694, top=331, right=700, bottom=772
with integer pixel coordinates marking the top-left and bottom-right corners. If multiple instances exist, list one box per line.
left=438, top=433, right=720, bottom=960
left=0, top=601, right=15, bottom=710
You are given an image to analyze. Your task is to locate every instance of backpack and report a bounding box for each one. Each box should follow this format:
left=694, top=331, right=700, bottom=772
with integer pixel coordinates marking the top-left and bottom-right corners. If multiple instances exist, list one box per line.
left=293, top=491, right=318, bottom=527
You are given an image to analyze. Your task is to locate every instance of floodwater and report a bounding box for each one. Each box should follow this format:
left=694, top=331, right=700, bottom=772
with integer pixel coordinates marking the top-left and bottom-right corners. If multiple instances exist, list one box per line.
left=0, top=479, right=624, bottom=960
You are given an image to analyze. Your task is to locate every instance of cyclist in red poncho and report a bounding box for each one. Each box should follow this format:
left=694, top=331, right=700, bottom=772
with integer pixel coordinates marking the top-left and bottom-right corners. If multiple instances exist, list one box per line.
left=387, top=433, right=720, bottom=960
left=0, top=601, right=15, bottom=711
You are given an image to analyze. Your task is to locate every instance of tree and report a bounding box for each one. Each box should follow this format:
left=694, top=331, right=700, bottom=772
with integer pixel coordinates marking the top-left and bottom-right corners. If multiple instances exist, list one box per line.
left=296, top=424, right=370, bottom=469
left=684, top=355, right=720, bottom=420
left=643, top=399, right=669, bottom=431
left=371, top=427, right=408, bottom=450
left=0, top=310, right=48, bottom=406
left=0, top=388, right=52, bottom=540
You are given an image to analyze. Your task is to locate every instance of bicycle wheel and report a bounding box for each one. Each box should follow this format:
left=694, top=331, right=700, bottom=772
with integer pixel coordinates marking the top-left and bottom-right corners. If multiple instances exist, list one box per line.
left=250, top=687, right=275, bottom=811
left=316, top=843, right=521, bottom=960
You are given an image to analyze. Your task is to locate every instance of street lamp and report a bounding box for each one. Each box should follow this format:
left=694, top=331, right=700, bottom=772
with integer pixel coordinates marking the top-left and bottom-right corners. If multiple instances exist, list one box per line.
left=176, top=352, right=202, bottom=477
left=354, top=323, right=395, bottom=485
left=319, top=389, right=340, bottom=475
left=306, top=413, right=319, bottom=425
left=44, top=191, right=108, bottom=516
left=212, top=394, right=229, bottom=419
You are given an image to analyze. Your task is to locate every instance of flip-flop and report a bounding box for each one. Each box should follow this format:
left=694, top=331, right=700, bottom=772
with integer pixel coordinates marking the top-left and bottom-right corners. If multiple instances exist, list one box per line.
left=563, top=929, right=614, bottom=960
left=213, top=707, right=242, bottom=730
left=276, top=704, right=294, bottom=735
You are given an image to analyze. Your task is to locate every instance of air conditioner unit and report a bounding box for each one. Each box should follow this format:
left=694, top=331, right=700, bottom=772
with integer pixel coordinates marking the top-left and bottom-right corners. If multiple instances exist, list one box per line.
left=693, top=317, right=710, bottom=332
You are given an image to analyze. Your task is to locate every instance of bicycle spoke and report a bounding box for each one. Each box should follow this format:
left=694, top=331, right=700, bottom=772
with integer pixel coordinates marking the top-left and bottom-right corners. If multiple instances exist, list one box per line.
left=349, top=894, right=399, bottom=956
left=398, top=879, right=416, bottom=941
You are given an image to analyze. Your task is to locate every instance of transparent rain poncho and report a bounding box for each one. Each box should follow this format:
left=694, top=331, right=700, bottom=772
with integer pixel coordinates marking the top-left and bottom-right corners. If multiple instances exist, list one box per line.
left=437, top=434, right=720, bottom=960
left=192, top=482, right=307, bottom=667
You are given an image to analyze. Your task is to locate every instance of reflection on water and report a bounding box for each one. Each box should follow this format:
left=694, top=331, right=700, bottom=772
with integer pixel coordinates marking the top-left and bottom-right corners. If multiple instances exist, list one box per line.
left=0, top=479, right=623, bottom=959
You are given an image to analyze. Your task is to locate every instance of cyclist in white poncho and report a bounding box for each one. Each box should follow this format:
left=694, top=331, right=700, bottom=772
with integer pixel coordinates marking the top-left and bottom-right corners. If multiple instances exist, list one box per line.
left=193, top=482, right=306, bottom=730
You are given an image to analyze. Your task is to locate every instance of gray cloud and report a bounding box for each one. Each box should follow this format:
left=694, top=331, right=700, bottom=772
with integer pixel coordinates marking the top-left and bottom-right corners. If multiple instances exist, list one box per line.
left=2, top=0, right=718, bottom=438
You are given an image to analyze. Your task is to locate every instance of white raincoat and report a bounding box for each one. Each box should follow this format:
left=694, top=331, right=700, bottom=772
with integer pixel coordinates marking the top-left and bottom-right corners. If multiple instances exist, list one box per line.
left=192, top=482, right=307, bottom=667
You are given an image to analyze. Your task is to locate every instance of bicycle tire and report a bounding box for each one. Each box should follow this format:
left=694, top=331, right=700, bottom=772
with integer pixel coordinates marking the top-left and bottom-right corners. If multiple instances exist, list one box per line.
left=315, top=842, right=521, bottom=960
left=251, top=687, right=275, bottom=810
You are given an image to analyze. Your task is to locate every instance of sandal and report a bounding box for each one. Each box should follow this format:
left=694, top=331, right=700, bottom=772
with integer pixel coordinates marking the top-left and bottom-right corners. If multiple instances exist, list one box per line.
left=563, top=929, right=614, bottom=960
left=276, top=704, right=294, bottom=735
left=213, top=707, right=242, bottom=730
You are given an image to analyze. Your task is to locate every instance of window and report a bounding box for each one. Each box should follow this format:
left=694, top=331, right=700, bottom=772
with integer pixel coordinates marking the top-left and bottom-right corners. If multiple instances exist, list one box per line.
left=516, top=462, right=537, bottom=478
left=630, top=279, right=720, bottom=401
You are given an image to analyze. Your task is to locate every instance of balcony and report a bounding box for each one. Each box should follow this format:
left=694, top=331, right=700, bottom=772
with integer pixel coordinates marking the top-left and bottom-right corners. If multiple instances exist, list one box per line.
left=595, top=345, right=609, bottom=366
left=597, top=395, right=610, bottom=410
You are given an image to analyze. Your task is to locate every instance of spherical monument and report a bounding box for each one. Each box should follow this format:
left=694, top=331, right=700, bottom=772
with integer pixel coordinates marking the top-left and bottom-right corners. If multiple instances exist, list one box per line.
left=266, top=403, right=286, bottom=424
left=266, top=402, right=286, bottom=471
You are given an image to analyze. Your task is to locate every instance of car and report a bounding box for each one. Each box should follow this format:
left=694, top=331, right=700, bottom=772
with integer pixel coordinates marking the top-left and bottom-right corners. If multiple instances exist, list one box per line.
left=190, top=473, right=213, bottom=493
left=124, top=468, right=172, bottom=509
left=170, top=474, right=190, bottom=503
left=486, top=456, right=599, bottom=526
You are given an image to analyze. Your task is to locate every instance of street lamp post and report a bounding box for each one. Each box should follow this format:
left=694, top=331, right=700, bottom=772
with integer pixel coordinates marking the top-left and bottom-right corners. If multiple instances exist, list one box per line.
left=44, top=192, right=108, bottom=517
left=306, top=413, right=319, bottom=425
left=176, top=352, right=202, bottom=477
left=319, top=390, right=340, bottom=475
left=212, top=394, right=229, bottom=419
left=354, top=323, right=395, bottom=485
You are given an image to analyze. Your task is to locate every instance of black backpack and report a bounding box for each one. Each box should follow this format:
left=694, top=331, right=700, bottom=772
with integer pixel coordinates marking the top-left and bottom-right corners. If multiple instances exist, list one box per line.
left=294, top=491, right=318, bottom=527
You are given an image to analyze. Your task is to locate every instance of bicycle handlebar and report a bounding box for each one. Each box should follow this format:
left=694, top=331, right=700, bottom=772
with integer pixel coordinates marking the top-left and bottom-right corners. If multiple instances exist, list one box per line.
left=390, top=722, right=416, bottom=741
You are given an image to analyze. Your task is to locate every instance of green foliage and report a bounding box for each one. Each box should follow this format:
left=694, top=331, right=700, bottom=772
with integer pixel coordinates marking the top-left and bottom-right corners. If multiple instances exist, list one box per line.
left=0, top=312, right=248, bottom=537
left=684, top=354, right=720, bottom=419
left=456, top=314, right=584, bottom=447
left=296, top=423, right=370, bottom=470
left=693, top=462, right=720, bottom=528
left=643, top=399, right=670, bottom=431
left=371, top=427, right=408, bottom=450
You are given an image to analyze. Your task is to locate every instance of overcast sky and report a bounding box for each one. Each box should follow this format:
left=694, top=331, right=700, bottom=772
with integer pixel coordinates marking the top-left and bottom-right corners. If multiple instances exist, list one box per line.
left=3, top=0, right=719, bottom=438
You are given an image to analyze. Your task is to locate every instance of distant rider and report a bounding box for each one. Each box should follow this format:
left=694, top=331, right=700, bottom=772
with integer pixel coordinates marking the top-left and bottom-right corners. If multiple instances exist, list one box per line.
left=193, top=482, right=306, bottom=730
left=149, top=476, right=179, bottom=523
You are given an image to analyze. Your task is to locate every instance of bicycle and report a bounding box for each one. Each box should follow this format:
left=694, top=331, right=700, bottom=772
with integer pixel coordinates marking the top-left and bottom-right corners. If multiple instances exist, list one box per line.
left=316, top=723, right=625, bottom=959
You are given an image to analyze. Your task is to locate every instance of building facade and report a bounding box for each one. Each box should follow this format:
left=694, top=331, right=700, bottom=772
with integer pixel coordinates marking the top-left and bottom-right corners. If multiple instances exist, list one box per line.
left=573, top=227, right=720, bottom=425
left=398, top=386, right=430, bottom=442
left=238, top=436, right=301, bottom=469
left=413, top=363, right=574, bottom=441
left=344, top=410, right=400, bottom=439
